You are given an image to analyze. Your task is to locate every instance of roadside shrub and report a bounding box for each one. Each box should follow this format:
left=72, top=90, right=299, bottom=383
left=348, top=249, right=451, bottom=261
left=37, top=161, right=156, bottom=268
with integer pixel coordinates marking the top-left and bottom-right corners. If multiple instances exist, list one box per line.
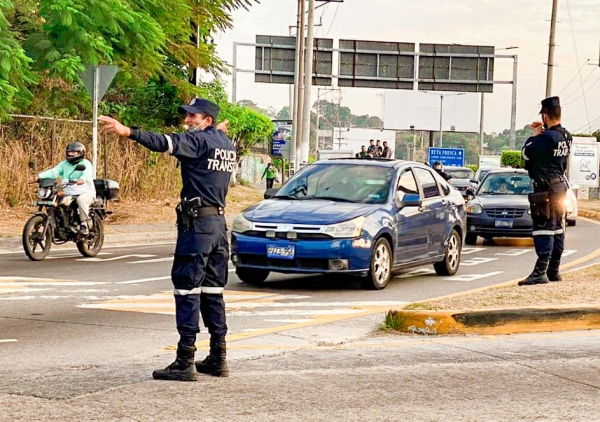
left=466, top=164, right=478, bottom=173
left=501, top=150, right=524, bottom=168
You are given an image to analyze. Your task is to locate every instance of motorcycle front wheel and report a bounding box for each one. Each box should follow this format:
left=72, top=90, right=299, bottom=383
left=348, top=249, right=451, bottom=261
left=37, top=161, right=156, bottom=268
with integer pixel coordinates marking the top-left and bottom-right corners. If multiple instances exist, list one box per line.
left=76, top=215, right=104, bottom=257
left=22, top=215, right=53, bottom=261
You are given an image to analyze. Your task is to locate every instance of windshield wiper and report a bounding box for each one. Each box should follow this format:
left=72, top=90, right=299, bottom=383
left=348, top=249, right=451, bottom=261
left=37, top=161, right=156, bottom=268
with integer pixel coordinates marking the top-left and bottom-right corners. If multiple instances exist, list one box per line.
left=272, top=195, right=303, bottom=200
left=308, top=196, right=356, bottom=203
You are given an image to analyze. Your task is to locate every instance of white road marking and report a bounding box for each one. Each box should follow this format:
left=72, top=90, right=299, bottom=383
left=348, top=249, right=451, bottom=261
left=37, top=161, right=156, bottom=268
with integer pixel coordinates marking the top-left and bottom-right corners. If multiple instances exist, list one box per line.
left=495, top=249, right=532, bottom=257
left=446, top=271, right=504, bottom=282
left=129, top=257, right=174, bottom=264
left=396, top=268, right=436, bottom=279
left=116, top=269, right=236, bottom=284
left=461, top=247, right=486, bottom=255
left=562, top=250, right=577, bottom=257
left=264, top=319, right=311, bottom=324
left=76, top=254, right=156, bottom=262
left=47, top=252, right=112, bottom=260
left=227, top=301, right=409, bottom=309
left=117, top=276, right=171, bottom=285
left=461, top=257, right=499, bottom=266
left=0, top=339, right=18, bottom=343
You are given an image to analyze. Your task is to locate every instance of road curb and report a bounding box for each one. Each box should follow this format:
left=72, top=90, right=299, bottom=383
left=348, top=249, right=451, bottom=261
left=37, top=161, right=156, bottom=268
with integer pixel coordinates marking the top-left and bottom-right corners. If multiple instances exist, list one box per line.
left=387, top=306, right=600, bottom=335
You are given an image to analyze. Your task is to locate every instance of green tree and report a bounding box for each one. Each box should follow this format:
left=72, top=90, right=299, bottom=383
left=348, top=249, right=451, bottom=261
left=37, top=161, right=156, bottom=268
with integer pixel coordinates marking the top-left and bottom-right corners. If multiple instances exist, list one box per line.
left=2, top=0, right=259, bottom=118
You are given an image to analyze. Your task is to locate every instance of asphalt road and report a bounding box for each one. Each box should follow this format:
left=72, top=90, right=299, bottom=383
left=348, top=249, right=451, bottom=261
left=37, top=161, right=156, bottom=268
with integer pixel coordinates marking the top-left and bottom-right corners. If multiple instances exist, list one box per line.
left=1, top=218, right=599, bottom=414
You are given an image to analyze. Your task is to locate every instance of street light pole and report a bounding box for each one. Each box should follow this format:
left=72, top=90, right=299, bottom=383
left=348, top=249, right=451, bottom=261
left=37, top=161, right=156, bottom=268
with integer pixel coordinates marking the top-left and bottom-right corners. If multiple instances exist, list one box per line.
left=300, top=0, right=316, bottom=165
left=439, top=94, right=444, bottom=147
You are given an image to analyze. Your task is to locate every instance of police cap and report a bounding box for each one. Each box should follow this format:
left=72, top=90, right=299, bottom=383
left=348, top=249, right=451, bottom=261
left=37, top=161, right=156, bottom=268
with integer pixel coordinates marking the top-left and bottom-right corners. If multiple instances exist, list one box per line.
left=539, top=96, right=560, bottom=114
left=178, top=98, right=220, bottom=120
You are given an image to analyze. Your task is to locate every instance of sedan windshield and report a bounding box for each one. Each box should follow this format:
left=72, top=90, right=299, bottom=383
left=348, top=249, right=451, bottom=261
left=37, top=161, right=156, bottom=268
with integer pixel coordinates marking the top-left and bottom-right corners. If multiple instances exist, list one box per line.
left=478, top=174, right=533, bottom=195
left=275, top=164, right=394, bottom=204
left=445, top=168, right=475, bottom=179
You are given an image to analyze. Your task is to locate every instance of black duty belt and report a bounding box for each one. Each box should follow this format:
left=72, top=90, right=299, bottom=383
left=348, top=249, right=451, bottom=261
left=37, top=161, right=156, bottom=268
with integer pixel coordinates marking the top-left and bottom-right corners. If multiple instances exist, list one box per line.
left=196, top=206, right=225, bottom=217
left=547, top=176, right=566, bottom=185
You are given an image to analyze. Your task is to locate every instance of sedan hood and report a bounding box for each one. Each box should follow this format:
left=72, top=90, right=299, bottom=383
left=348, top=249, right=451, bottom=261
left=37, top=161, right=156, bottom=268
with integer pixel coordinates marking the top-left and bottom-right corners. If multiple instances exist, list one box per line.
left=475, top=194, right=530, bottom=208
left=451, top=179, right=471, bottom=188
left=243, top=199, right=381, bottom=225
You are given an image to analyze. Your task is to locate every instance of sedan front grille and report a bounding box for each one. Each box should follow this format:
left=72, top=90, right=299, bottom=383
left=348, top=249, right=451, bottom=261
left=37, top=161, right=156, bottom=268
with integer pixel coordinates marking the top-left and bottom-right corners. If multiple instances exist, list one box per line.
left=486, top=208, right=524, bottom=218
left=238, top=254, right=329, bottom=270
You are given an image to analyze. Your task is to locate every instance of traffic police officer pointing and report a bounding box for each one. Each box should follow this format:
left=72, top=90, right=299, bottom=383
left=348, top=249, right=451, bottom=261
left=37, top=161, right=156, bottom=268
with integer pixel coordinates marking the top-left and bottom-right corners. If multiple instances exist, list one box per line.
left=519, top=96, right=572, bottom=286
left=99, top=98, right=235, bottom=381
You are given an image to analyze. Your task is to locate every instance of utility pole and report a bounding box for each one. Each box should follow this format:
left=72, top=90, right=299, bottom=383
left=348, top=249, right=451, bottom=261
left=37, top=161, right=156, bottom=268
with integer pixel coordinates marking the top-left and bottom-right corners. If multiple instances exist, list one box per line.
left=479, top=93, right=485, bottom=156
left=300, top=0, right=315, bottom=165
left=510, top=54, right=518, bottom=149
left=438, top=94, right=444, bottom=147
left=292, top=0, right=306, bottom=172
left=546, top=0, right=559, bottom=97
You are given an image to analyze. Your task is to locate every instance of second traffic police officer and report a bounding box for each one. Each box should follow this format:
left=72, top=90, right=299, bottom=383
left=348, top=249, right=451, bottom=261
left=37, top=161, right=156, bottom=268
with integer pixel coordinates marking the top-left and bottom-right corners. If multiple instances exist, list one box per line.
left=99, top=98, right=236, bottom=381
left=519, top=96, right=572, bottom=286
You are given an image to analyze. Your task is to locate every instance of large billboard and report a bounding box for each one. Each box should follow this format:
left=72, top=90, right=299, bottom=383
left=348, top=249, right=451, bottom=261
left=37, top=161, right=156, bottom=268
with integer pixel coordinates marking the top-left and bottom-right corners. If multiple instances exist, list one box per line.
left=338, top=40, right=415, bottom=90
left=383, top=90, right=479, bottom=132
left=418, top=44, right=495, bottom=93
left=254, top=35, right=333, bottom=86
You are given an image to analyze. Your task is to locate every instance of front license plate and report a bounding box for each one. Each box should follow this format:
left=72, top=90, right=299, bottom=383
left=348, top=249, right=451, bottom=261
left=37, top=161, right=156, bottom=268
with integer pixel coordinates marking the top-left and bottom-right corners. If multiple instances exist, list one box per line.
left=495, top=218, right=514, bottom=228
left=267, top=244, right=295, bottom=260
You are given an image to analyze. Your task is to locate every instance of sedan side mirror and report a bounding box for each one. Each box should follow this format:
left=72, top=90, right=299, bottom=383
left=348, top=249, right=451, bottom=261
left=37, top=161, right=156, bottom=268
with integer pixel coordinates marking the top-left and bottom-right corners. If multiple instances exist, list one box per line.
left=264, top=188, right=279, bottom=200
left=397, top=193, right=422, bottom=209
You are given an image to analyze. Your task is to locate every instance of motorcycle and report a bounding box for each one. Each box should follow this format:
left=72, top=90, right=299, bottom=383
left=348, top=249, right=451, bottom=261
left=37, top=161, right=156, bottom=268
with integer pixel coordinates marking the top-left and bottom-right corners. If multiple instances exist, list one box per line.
left=22, top=164, right=120, bottom=261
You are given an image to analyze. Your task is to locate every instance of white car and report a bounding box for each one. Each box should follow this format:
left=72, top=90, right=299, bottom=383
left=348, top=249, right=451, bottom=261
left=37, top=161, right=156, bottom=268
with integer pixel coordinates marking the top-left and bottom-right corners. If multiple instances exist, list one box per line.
left=565, top=179, right=578, bottom=226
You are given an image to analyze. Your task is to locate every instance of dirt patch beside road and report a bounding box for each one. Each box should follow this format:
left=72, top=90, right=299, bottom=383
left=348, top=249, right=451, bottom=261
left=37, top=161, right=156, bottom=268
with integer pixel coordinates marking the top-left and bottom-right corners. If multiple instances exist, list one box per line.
left=404, top=263, right=600, bottom=311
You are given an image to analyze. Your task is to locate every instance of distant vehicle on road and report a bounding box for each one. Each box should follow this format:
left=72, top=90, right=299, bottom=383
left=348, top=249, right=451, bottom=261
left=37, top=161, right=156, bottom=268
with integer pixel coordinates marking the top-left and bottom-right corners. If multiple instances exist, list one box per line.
left=231, top=158, right=466, bottom=290
left=465, top=169, right=533, bottom=245
left=444, top=166, right=475, bottom=198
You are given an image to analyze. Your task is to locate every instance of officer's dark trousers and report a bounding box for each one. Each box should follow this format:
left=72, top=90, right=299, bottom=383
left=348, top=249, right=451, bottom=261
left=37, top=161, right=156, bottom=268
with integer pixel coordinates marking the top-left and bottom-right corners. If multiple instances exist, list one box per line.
left=531, top=187, right=567, bottom=263
left=171, top=215, right=229, bottom=348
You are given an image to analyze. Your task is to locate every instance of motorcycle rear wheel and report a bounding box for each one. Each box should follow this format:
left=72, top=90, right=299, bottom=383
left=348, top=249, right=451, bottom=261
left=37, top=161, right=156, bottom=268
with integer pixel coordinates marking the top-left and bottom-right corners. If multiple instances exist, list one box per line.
left=76, top=215, right=104, bottom=257
left=22, top=215, right=53, bottom=261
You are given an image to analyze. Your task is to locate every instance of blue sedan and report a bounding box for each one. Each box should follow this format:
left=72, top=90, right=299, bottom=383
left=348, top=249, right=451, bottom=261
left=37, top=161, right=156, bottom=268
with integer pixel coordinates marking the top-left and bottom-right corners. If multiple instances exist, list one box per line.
left=231, top=159, right=466, bottom=289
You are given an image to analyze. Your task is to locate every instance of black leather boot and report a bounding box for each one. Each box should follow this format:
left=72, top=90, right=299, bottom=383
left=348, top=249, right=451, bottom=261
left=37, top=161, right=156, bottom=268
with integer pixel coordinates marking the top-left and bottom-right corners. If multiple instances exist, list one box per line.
left=518, top=259, right=550, bottom=286
left=153, top=343, right=197, bottom=381
left=547, top=260, right=562, bottom=282
left=196, top=340, right=229, bottom=377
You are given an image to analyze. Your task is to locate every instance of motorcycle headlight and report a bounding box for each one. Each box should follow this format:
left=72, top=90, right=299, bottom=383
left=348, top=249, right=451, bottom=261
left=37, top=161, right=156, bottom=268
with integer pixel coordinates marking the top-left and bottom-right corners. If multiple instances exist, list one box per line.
left=232, top=214, right=253, bottom=233
left=323, top=216, right=365, bottom=238
left=37, top=187, right=51, bottom=199
left=467, top=204, right=483, bottom=214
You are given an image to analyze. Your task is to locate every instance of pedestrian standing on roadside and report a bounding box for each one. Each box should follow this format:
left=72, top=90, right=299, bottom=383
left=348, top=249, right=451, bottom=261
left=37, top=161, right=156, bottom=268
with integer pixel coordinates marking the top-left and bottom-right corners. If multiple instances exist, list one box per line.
left=375, top=140, right=383, bottom=157
left=261, top=163, right=278, bottom=189
left=99, top=98, right=235, bottom=381
left=381, top=141, right=392, bottom=159
left=359, top=146, right=367, bottom=158
left=519, top=96, right=572, bottom=286
left=366, top=139, right=377, bottom=157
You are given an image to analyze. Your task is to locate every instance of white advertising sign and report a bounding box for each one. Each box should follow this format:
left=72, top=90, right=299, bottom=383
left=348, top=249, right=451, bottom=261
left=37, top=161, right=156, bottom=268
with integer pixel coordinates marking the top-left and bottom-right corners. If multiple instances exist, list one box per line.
left=478, top=155, right=501, bottom=168
left=568, top=137, right=599, bottom=187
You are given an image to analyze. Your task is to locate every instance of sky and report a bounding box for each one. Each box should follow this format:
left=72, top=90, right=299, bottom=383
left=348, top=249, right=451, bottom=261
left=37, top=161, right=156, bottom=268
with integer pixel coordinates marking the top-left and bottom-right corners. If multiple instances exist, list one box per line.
left=213, top=0, right=600, bottom=134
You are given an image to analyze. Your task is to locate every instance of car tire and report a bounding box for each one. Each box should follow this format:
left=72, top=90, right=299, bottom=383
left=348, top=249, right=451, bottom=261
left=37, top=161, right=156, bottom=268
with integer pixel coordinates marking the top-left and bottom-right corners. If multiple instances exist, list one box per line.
left=236, top=268, right=270, bottom=285
left=464, top=232, right=478, bottom=245
left=359, top=237, right=392, bottom=290
left=434, top=229, right=461, bottom=276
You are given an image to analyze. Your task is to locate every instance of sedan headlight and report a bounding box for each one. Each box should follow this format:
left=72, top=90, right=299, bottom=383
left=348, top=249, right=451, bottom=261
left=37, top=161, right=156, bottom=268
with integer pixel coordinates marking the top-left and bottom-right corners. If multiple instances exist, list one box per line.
left=37, top=187, right=51, bottom=199
left=323, top=216, right=365, bottom=238
left=467, top=204, right=483, bottom=214
left=232, top=214, right=253, bottom=233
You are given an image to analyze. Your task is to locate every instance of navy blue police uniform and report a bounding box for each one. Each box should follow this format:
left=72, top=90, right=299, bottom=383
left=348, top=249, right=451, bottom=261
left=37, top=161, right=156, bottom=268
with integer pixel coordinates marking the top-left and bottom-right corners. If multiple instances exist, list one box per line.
left=127, top=99, right=236, bottom=380
left=520, top=96, right=572, bottom=285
